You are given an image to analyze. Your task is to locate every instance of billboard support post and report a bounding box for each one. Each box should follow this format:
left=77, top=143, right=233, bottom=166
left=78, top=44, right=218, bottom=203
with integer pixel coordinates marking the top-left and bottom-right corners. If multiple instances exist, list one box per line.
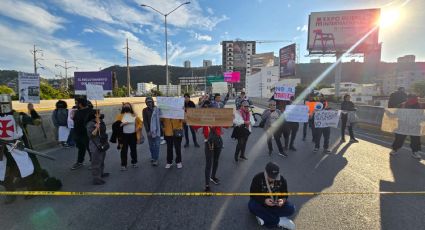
left=335, top=52, right=342, bottom=101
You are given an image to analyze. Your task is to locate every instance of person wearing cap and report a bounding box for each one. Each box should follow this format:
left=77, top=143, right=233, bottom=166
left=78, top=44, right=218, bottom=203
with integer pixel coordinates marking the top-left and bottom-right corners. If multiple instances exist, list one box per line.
left=248, top=162, right=296, bottom=229
left=143, top=97, right=161, bottom=166
left=233, top=100, right=255, bottom=162
left=183, top=93, right=200, bottom=148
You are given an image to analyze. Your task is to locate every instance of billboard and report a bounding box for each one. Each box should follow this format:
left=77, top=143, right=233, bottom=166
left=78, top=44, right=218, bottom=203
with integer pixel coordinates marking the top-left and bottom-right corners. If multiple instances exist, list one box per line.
left=223, top=72, right=240, bottom=83
left=279, top=44, right=296, bottom=78
left=18, top=72, right=40, bottom=104
left=233, top=41, right=247, bottom=67
left=307, top=9, right=380, bottom=54
left=74, top=71, right=112, bottom=95
left=251, top=52, right=275, bottom=75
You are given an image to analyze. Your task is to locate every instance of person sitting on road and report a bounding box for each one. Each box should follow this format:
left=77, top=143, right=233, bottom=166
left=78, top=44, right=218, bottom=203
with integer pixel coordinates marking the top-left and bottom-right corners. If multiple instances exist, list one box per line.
left=248, top=162, right=296, bottom=229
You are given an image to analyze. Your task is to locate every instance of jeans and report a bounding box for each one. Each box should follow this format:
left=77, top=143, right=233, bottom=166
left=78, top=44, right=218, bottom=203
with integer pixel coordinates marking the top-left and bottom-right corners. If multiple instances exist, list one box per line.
left=314, top=127, right=331, bottom=149
left=75, top=134, right=90, bottom=163
left=392, top=134, right=421, bottom=152
left=267, top=130, right=284, bottom=153
left=248, top=199, right=295, bottom=228
left=148, top=135, right=161, bottom=161
left=121, top=133, right=138, bottom=166
left=205, top=141, right=222, bottom=186
left=303, top=118, right=315, bottom=141
left=235, top=135, right=249, bottom=158
left=165, top=136, right=182, bottom=164
left=283, top=122, right=299, bottom=148
left=341, top=114, right=355, bottom=140
left=183, top=123, right=198, bottom=145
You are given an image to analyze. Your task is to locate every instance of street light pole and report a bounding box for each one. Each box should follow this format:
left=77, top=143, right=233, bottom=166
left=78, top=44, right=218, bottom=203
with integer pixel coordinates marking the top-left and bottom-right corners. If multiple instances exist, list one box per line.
left=141, top=2, right=190, bottom=96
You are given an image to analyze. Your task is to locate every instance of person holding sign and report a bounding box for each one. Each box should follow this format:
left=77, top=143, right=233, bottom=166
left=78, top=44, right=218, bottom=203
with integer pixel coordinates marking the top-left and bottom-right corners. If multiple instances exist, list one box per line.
left=248, top=162, right=296, bottom=229
left=303, top=95, right=316, bottom=142
left=116, top=103, right=143, bottom=171
left=390, top=94, right=424, bottom=159
left=162, top=118, right=184, bottom=169
left=340, top=94, right=359, bottom=143
left=313, top=102, right=332, bottom=154
left=261, top=100, right=286, bottom=157
left=233, top=100, right=256, bottom=162
left=183, top=94, right=200, bottom=148
left=282, top=96, right=299, bottom=151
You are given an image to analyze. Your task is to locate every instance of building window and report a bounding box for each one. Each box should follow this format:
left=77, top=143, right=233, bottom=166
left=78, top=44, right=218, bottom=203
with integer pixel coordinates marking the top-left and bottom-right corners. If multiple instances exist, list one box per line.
left=228, top=53, right=232, bottom=56
left=228, top=49, right=232, bottom=52
left=247, top=62, right=250, bottom=65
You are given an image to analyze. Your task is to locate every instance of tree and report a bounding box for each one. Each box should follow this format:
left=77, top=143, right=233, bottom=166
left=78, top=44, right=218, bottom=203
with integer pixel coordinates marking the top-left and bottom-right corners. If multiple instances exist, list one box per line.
left=0, top=85, right=15, bottom=95
left=113, top=86, right=127, bottom=97
left=40, top=82, right=70, bottom=99
left=412, top=81, right=425, bottom=97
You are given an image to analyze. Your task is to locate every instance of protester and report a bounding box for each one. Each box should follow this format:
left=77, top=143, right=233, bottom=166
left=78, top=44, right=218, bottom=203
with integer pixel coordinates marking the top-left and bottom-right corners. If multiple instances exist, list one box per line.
left=52, top=100, right=70, bottom=148
left=211, top=93, right=224, bottom=108
left=340, top=94, right=359, bottom=143
left=193, top=100, right=225, bottom=192
left=71, top=98, right=92, bottom=170
left=261, top=100, right=286, bottom=157
left=87, top=109, right=110, bottom=185
left=67, top=106, right=77, bottom=147
left=248, top=162, right=296, bottom=229
left=183, top=93, right=200, bottom=148
left=116, top=103, right=142, bottom=171
left=313, top=102, right=332, bottom=154
left=233, top=100, right=255, bottom=162
left=162, top=117, right=184, bottom=169
left=303, top=95, right=316, bottom=142
left=235, top=91, right=252, bottom=110
left=390, top=94, right=423, bottom=159
left=282, top=96, right=299, bottom=151
left=27, top=103, right=40, bottom=119
left=388, top=87, right=408, bottom=108
left=143, top=97, right=161, bottom=166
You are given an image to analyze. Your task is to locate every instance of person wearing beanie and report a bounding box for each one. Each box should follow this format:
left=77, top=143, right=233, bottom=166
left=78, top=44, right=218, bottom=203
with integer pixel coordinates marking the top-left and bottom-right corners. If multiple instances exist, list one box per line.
left=143, top=97, right=161, bottom=166
left=248, top=162, right=296, bottom=229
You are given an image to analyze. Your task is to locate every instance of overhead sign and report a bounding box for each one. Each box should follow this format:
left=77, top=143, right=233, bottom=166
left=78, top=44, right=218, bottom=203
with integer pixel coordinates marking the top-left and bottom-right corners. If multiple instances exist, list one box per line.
left=307, top=9, right=380, bottom=54
left=279, top=44, right=296, bottom=78
left=223, top=72, right=240, bottom=83
left=74, top=71, right=112, bottom=95
left=212, top=82, right=228, bottom=94
left=18, top=72, right=40, bottom=104
left=86, top=84, right=104, bottom=101
left=284, top=105, right=309, bottom=123
left=381, top=108, right=425, bottom=136
left=206, top=76, right=224, bottom=86
left=274, top=85, right=295, bottom=101
left=314, top=110, right=341, bottom=128
left=185, top=108, right=234, bottom=127
left=179, top=76, right=206, bottom=86
left=157, top=97, right=185, bottom=119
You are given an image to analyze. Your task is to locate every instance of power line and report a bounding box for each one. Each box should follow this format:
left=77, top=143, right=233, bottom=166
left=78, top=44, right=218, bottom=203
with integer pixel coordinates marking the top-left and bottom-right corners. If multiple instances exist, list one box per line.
left=55, top=60, right=77, bottom=91
left=30, top=44, right=43, bottom=74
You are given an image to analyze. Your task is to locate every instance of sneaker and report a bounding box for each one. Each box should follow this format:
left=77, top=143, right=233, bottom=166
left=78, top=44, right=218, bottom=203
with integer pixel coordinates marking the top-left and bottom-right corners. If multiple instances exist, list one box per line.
left=255, top=216, right=264, bottom=226
left=132, top=164, right=139, bottom=168
left=195, top=143, right=201, bottom=148
left=350, top=139, right=359, bottom=143
left=240, top=156, right=248, bottom=160
left=63, top=143, right=72, bottom=148
left=313, top=148, right=319, bottom=153
left=176, top=163, right=183, bottom=169
left=165, top=163, right=172, bottom=169
left=120, top=166, right=128, bottom=171
left=278, top=217, right=295, bottom=230
left=278, top=152, right=288, bottom=158
left=71, top=162, right=83, bottom=170
left=151, top=160, right=159, bottom=166
left=101, top=173, right=110, bottom=178
left=184, top=144, right=189, bottom=148
left=289, top=146, right=297, bottom=151
left=210, top=177, right=220, bottom=185
left=324, top=149, right=331, bottom=154
left=160, top=140, right=166, bottom=145
left=390, top=150, right=398, bottom=156
left=150, top=159, right=154, bottom=163
left=204, top=186, right=211, bottom=192
left=411, top=151, right=422, bottom=159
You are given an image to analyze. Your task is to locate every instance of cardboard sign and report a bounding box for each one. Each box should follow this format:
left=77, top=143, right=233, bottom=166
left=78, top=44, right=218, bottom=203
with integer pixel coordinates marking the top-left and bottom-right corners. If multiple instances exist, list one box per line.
left=284, top=105, right=309, bottom=122
left=86, top=84, right=104, bottom=100
left=157, top=97, right=185, bottom=119
left=381, top=108, right=425, bottom=136
left=314, top=110, right=341, bottom=128
left=274, top=85, right=295, bottom=101
left=185, top=108, right=234, bottom=127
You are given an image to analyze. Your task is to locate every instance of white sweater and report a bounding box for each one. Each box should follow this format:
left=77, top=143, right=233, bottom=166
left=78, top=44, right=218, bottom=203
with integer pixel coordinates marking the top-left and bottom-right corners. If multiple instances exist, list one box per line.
left=233, top=110, right=256, bottom=132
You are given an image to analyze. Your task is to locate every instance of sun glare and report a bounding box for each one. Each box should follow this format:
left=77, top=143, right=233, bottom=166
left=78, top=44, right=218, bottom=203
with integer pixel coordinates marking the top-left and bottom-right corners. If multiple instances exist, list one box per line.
left=380, top=8, right=402, bottom=28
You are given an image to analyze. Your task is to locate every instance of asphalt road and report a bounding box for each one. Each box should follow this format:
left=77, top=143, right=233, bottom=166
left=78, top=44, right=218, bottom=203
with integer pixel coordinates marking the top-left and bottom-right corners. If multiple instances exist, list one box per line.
left=1, top=101, right=425, bottom=230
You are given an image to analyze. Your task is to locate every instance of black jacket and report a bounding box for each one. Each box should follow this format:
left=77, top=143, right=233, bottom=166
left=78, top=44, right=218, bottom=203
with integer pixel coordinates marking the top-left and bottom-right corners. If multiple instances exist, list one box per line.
left=184, top=101, right=196, bottom=109
left=73, top=107, right=92, bottom=136
left=143, top=107, right=153, bottom=133
left=110, top=120, right=123, bottom=144
left=341, top=101, right=356, bottom=111
left=388, top=91, right=407, bottom=108
left=250, top=172, right=288, bottom=204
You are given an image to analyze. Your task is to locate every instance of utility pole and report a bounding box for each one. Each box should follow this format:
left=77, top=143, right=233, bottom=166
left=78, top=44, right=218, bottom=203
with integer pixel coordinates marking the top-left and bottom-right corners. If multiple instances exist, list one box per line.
left=125, top=38, right=131, bottom=97
left=55, top=60, right=77, bottom=91
left=31, top=44, right=43, bottom=74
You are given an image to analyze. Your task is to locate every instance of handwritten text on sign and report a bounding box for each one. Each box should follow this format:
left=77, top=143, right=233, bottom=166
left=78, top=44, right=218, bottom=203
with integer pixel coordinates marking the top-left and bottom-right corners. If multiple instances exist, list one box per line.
left=157, top=97, right=185, bottom=119
left=314, top=110, right=341, bottom=128
left=284, top=105, right=309, bottom=123
left=274, top=85, right=295, bottom=101
left=185, top=108, right=233, bottom=127
left=381, top=108, right=425, bottom=136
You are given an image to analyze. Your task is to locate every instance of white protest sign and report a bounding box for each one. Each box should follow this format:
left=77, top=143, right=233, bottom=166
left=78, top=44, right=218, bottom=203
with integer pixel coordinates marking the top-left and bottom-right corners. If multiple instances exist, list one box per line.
left=212, top=82, right=228, bottom=94
left=157, top=97, right=185, bottom=119
left=274, top=85, right=295, bottom=101
left=381, top=108, right=425, bottom=136
left=86, top=84, right=104, bottom=100
left=314, top=110, right=341, bottom=128
left=18, top=72, right=40, bottom=104
left=284, top=105, right=309, bottom=122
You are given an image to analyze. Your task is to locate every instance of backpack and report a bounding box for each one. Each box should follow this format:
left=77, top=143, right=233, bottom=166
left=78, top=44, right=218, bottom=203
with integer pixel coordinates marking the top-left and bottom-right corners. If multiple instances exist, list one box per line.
left=55, top=108, right=68, bottom=126
left=207, top=127, right=223, bottom=150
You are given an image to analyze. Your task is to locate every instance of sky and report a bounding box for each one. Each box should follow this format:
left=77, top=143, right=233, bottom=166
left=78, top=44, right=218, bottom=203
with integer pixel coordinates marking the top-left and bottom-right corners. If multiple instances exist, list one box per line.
left=0, top=0, right=424, bottom=78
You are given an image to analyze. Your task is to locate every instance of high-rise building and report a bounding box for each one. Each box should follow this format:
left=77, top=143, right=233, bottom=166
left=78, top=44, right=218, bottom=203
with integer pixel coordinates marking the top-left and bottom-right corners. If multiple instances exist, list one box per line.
left=221, top=40, right=256, bottom=91
left=203, top=60, right=212, bottom=67
left=184, top=60, right=191, bottom=68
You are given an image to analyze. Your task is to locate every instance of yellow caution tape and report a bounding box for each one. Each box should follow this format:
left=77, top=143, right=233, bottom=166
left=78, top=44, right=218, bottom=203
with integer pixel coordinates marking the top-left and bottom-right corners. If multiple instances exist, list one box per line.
left=0, top=191, right=425, bottom=196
